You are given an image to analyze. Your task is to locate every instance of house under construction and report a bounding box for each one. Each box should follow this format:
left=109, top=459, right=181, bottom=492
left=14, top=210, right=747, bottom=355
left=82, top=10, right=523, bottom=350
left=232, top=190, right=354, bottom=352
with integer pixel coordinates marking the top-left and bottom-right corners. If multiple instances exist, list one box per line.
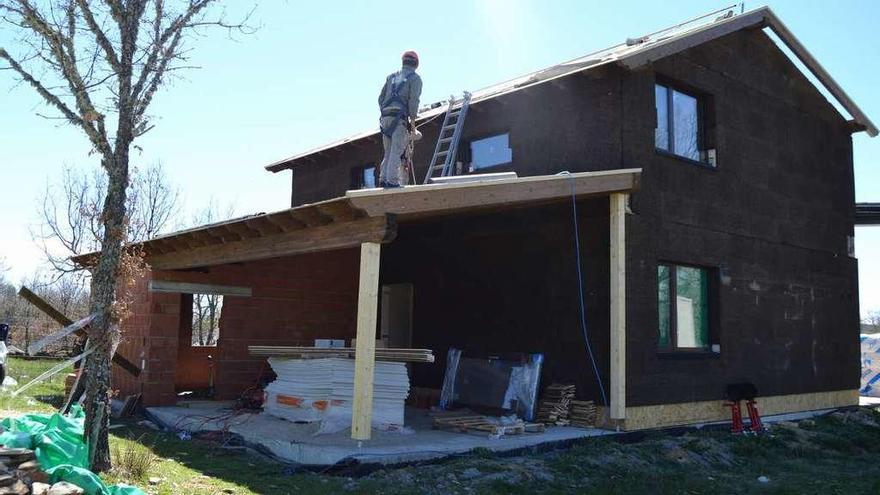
left=73, top=6, right=875, bottom=458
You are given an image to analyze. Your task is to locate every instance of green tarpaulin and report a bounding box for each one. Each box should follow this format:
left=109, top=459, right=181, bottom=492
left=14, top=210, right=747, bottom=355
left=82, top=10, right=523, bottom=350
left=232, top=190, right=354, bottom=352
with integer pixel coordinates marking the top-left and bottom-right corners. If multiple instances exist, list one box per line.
left=0, top=406, right=145, bottom=495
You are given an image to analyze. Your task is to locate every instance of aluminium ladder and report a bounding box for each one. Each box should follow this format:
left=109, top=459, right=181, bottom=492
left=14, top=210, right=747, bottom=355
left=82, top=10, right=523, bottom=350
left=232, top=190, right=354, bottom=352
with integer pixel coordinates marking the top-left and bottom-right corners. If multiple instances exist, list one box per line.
left=423, top=92, right=471, bottom=184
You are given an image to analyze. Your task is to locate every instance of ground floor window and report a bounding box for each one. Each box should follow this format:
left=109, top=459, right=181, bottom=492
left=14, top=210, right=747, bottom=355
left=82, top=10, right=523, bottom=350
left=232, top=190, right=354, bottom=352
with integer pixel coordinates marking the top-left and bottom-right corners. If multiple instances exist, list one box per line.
left=657, top=263, right=712, bottom=351
left=192, top=294, right=223, bottom=346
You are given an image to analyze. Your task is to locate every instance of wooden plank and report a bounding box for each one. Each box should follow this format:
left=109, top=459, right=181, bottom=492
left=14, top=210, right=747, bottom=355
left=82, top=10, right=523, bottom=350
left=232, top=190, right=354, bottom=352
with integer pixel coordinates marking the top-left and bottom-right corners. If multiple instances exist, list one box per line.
left=148, top=281, right=253, bottom=297
left=351, top=242, right=382, bottom=440
left=609, top=193, right=626, bottom=420
left=17, top=287, right=142, bottom=377
left=146, top=216, right=396, bottom=271
left=18, top=287, right=72, bottom=326
left=346, top=169, right=641, bottom=221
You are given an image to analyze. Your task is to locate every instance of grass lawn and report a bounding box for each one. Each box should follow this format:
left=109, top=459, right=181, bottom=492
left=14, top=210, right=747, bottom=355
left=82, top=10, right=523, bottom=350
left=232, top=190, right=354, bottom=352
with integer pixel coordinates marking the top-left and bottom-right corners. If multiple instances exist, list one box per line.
left=3, top=356, right=880, bottom=494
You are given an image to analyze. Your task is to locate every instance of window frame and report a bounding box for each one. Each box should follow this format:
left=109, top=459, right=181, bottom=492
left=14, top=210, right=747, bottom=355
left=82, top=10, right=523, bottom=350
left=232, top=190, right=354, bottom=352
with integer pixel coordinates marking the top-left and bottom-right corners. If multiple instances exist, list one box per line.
left=657, top=261, right=718, bottom=355
left=654, top=79, right=714, bottom=169
left=465, top=131, right=514, bottom=173
left=350, top=163, right=377, bottom=190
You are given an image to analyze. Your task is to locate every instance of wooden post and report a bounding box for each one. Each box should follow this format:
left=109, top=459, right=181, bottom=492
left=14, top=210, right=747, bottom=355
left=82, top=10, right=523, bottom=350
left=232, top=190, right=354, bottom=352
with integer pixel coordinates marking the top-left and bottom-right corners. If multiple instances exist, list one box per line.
left=351, top=242, right=382, bottom=440
left=609, top=193, right=627, bottom=420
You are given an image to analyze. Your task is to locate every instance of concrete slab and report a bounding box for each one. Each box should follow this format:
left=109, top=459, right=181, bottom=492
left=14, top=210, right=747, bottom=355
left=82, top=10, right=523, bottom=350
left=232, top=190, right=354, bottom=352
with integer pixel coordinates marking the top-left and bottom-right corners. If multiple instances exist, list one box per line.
left=145, top=406, right=612, bottom=466
left=145, top=404, right=847, bottom=466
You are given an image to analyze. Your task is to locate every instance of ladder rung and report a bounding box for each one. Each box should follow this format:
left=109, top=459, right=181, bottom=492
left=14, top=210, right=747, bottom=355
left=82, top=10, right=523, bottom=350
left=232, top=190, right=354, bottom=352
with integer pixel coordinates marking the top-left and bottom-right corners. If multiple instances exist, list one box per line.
left=439, top=137, right=453, bottom=144
left=432, top=164, right=445, bottom=170
left=436, top=150, right=449, bottom=156
left=442, top=126, right=457, bottom=132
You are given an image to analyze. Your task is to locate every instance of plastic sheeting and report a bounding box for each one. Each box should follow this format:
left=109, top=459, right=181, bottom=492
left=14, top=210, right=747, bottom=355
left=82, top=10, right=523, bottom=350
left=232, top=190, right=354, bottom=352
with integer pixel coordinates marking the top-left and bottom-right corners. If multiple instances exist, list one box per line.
left=0, top=406, right=145, bottom=495
left=861, top=333, right=880, bottom=397
left=439, top=348, right=543, bottom=421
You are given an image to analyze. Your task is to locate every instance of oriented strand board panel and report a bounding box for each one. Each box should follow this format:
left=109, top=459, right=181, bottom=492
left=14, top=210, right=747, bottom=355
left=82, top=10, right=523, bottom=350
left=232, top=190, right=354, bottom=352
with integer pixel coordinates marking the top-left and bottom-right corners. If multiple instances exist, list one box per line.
left=613, top=389, right=858, bottom=431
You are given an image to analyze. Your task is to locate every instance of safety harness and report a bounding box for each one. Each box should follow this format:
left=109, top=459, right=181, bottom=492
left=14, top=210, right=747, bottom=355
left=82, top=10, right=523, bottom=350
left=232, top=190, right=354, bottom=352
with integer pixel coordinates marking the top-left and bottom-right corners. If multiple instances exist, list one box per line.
left=380, top=69, right=415, bottom=137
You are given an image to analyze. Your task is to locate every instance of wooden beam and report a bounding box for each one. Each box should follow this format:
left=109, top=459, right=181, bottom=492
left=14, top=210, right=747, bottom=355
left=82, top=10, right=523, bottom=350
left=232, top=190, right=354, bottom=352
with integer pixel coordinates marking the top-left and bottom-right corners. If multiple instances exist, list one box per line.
left=609, top=193, right=627, bottom=420
left=227, top=222, right=261, bottom=239
left=148, top=281, right=253, bottom=297
left=263, top=212, right=306, bottom=232
left=17, top=287, right=142, bottom=377
left=347, top=168, right=640, bottom=221
left=315, top=201, right=363, bottom=222
left=146, top=215, right=396, bottom=271
left=290, top=207, right=333, bottom=227
left=245, top=217, right=283, bottom=236
left=351, top=242, right=382, bottom=440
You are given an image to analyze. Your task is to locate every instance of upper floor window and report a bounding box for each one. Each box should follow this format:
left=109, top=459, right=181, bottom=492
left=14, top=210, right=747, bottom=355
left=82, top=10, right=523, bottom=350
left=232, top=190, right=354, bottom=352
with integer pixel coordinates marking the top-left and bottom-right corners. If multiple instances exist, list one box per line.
left=469, top=133, right=512, bottom=171
left=351, top=164, right=376, bottom=189
left=655, top=83, right=712, bottom=165
left=657, top=263, right=713, bottom=351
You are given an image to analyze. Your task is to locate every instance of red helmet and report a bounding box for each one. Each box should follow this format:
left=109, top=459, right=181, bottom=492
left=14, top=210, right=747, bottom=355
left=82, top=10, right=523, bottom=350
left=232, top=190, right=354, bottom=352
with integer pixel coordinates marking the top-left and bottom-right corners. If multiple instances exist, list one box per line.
left=402, top=50, right=419, bottom=68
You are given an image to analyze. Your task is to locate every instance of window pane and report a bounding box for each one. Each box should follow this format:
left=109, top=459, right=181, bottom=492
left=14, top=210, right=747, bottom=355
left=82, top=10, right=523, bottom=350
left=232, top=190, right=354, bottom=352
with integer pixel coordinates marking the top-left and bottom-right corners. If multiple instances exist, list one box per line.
left=672, top=89, right=700, bottom=161
left=657, top=265, right=671, bottom=347
left=362, top=166, right=376, bottom=188
left=675, top=267, right=708, bottom=348
left=654, top=85, right=669, bottom=151
left=470, top=134, right=512, bottom=170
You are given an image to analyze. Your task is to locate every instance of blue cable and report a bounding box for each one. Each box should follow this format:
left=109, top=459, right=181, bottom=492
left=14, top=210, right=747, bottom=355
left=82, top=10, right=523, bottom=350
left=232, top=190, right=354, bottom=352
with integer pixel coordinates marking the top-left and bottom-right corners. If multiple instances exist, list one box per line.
left=559, top=171, right=608, bottom=408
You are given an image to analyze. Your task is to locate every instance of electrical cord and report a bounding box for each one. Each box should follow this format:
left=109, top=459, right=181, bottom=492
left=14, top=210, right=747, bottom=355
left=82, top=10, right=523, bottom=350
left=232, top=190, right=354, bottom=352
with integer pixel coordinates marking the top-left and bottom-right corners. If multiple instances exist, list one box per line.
left=558, top=171, right=608, bottom=408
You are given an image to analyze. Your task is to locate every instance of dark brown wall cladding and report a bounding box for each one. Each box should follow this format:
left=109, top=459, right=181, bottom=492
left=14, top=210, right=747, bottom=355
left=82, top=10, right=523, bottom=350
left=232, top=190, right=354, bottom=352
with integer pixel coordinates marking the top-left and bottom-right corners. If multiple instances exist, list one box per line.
left=380, top=200, right=612, bottom=405
left=284, top=26, right=859, bottom=408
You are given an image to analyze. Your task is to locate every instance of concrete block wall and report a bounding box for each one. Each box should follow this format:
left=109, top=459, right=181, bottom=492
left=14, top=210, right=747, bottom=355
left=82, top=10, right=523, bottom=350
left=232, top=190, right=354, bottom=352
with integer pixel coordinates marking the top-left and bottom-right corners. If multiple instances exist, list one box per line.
left=112, top=248, right=360, bottom=406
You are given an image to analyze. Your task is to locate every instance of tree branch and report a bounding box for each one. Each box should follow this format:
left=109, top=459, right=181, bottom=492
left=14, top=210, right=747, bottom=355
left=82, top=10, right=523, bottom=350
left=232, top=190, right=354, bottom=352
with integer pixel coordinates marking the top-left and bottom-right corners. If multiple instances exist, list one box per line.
left=75, top=0, right=122, bottom=73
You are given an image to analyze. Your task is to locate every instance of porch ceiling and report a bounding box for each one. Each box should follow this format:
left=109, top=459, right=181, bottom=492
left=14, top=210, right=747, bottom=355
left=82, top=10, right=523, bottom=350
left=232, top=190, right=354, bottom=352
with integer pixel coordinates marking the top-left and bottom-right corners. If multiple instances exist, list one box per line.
left=71, top=169, right=640, bottom=271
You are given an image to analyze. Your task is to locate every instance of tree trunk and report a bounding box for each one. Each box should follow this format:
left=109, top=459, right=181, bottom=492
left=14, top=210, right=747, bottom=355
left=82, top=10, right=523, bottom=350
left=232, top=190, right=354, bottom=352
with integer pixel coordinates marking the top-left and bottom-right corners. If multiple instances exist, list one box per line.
left=82, top=156, right=128, bottom=473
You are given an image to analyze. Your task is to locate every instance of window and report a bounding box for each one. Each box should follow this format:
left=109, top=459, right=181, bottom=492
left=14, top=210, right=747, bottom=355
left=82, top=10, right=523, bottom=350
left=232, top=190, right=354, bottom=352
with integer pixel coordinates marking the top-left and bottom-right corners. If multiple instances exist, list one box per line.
left=469, top=133, right=512, bottom=171
left=658, top=263, right=712, bottom=351
left=655, top=83, right=709, bottom=164
left=351, top=164, right=376, bottom=189
left=192, top=294, right=222, bottom=346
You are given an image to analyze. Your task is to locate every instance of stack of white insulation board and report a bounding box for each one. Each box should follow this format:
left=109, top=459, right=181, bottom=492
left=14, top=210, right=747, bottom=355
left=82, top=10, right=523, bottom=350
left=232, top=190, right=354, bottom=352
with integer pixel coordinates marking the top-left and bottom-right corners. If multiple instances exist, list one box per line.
left=263, top=357, right=410, bottom=430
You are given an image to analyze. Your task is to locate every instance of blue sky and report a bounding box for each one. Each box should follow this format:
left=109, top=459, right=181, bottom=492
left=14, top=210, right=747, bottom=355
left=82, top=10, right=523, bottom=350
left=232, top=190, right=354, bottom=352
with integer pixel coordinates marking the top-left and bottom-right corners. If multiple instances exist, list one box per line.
left=0, top=0, right=878, bottom=318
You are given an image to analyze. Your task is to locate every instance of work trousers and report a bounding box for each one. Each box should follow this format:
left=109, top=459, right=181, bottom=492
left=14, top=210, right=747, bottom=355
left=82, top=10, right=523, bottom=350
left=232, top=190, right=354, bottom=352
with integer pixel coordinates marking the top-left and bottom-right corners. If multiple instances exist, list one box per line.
left=379, top=116, right=410, bottom=186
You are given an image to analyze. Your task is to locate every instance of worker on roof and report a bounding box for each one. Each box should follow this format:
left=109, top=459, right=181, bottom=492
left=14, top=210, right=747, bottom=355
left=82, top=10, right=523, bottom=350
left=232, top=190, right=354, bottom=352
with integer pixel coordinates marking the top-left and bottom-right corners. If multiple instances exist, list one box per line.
left=378, top=50, right=422, bottom=188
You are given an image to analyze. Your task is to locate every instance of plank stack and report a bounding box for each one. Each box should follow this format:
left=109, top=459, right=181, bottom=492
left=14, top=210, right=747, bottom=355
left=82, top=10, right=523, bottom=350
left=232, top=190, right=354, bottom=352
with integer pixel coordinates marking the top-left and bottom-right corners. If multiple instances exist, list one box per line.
left=569, top=400, right=597, bottom=427
left=263, top=357, right=410, bottom=429
left=249, top=346, right=434, bottom=363
left=535, top=383, right=576, bottom=425
left=430, top=411, right=545, bottom=437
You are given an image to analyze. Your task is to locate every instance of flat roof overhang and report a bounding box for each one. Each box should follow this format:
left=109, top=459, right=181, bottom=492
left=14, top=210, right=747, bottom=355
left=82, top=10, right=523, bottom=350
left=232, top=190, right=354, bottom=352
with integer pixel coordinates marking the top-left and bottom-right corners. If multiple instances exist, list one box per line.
left=72, top=169, right=641, bottom=271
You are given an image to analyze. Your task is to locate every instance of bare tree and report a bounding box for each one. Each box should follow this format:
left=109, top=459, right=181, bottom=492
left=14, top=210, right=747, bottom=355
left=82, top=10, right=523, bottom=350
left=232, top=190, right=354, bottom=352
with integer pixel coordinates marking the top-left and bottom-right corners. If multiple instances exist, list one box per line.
left=0, top=1, right=252, bottom=471
left=192, top=293, right=221, bottom=345
left=866, top=310, right=880, bottom=331
left=33, top=162, right=179, bottom=278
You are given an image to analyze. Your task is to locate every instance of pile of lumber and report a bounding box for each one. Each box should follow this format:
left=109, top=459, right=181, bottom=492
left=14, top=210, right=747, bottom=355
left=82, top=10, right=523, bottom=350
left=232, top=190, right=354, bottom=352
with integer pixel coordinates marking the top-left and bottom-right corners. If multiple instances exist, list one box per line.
left=570, top=400, right=597, bottom=427
left=536, top=383, right=575, bottom=425
left=431, top=411, right=544, bottom=437
left=248, top=346, right=434, bottom=363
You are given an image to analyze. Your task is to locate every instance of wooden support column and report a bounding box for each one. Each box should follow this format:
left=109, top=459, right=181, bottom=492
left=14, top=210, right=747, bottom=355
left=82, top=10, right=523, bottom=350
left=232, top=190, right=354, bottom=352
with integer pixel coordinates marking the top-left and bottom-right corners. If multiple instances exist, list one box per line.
left=609, top=193, right=627, bottom=420
left=351, top=242, right=382, bottom=440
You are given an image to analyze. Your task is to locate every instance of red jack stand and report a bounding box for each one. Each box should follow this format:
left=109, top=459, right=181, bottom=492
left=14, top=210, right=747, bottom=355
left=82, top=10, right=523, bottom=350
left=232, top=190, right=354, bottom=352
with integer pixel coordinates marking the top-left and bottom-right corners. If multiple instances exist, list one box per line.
left=726, top=401, right=745, bottom=434
left=746, top=400, right=764, bottom=432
